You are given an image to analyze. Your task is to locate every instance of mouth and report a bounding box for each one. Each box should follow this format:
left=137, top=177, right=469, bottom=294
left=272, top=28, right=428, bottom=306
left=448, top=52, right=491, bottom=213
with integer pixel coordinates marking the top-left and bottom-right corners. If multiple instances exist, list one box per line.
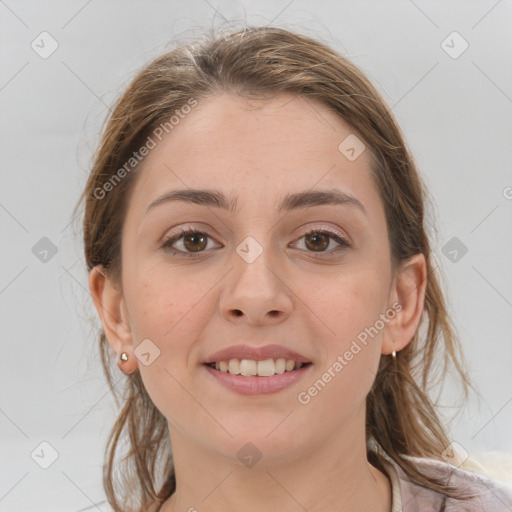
left=204, top=358, right=313, bottom=377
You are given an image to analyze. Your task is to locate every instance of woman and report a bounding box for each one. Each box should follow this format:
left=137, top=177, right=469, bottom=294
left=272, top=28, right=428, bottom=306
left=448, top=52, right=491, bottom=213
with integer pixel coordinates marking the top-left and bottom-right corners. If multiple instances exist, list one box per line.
left=77, top=25, right=512, bottom=511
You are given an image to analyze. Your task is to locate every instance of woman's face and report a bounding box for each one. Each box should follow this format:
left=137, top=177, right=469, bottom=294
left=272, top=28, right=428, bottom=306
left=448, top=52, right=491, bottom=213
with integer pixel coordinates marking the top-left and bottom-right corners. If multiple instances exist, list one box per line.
left=111, top=92, right=406, bottom=463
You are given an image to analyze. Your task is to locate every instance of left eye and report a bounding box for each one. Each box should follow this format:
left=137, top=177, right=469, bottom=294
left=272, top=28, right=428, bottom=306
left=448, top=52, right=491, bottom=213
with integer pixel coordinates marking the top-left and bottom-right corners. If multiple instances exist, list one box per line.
left=161, top=228, right=350, bottom=257
left=292, top=229, right=350, bottom=254
left=161, top=228, right=219, bottom=256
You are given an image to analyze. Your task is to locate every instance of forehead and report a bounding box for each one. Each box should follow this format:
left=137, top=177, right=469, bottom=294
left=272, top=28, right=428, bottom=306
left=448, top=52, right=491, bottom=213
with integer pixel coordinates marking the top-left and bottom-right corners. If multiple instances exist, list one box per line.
left=126, top=92, right=384, bottom=223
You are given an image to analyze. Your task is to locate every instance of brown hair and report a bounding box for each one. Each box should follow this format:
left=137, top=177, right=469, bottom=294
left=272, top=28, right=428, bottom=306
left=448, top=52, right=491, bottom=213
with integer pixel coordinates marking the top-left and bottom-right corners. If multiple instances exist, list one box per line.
left=75, top=25, right=473, bottom=511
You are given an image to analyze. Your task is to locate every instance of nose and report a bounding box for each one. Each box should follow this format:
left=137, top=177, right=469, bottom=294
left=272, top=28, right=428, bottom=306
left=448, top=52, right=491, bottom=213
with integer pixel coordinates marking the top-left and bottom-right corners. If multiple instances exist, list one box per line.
left=219, top=238, right=293, bottom=326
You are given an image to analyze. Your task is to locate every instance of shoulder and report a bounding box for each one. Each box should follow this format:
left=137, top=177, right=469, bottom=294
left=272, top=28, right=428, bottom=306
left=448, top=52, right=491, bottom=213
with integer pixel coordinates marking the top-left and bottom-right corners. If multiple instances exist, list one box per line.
left=388, top=455, right=512, bottom=511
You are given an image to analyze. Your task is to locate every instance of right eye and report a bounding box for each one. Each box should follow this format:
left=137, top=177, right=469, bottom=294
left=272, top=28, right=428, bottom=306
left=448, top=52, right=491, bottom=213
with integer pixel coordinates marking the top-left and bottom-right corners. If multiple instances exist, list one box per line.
left=161, top=228, right=222, bottom=257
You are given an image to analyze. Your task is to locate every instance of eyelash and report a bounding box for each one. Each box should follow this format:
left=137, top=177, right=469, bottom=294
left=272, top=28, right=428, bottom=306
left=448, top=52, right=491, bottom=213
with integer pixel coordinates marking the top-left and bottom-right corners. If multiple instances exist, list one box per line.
left=161, top=226, right=350, bottom=258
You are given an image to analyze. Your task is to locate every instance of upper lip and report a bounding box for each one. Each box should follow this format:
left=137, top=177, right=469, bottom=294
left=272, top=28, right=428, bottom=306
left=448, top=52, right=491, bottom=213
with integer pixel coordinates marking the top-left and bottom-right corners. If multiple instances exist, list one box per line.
left=203, top=344, right=311, bottom=364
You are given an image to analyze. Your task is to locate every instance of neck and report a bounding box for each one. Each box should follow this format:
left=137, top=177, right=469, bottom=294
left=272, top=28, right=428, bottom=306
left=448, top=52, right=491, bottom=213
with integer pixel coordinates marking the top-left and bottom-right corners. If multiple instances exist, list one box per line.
left=160, top=407, right=391, bottom=512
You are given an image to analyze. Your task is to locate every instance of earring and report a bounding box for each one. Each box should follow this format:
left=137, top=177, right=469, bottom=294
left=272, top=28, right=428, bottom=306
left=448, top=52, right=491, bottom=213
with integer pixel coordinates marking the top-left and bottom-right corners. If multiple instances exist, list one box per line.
left=120, top=352, right=128, bottom=362
left=391, top=350, right=397, bottom=359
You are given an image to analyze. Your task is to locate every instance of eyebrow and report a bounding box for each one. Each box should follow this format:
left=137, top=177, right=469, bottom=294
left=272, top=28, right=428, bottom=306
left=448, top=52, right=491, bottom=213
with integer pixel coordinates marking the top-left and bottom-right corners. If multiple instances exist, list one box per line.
left=145, top=188, right=366, bottom=215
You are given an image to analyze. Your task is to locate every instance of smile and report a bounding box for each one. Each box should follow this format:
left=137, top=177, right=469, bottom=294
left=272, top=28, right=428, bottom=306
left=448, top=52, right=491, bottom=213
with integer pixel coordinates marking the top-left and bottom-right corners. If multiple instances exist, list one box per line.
left=204, top=360, right=313, bottom=395
left=206, top=358, right=311, bottom=377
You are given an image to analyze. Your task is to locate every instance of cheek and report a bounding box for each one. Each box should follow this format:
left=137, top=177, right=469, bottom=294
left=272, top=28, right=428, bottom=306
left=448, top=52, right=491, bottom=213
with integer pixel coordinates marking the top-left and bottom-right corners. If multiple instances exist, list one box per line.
left=122, top=270, right=219, bottom=423
left=301, top=264, right=389, bottom=343
left=300, top=264, right=389, bottom=396
left=295, top=272, right=388, bottom=410
left=122, top=264, right=224, bottom=414
left=124, top=263, right=217, bottom=342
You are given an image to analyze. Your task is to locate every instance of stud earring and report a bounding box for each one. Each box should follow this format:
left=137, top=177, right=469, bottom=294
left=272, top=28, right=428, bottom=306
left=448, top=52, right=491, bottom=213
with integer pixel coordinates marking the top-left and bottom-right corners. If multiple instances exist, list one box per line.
left=391, top=350, right=397, bottom=359
left=120, top=352, right=128, bottom=362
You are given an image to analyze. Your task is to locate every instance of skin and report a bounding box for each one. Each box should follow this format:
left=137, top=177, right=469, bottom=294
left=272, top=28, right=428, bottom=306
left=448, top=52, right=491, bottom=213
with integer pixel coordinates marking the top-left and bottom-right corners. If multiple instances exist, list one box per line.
left=89, top=92, right=426, bottom=512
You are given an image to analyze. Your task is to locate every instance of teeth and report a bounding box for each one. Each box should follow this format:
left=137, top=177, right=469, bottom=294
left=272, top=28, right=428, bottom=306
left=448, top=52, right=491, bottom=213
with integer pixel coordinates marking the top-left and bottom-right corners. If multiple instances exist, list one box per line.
left=274, top=358, right=286, bottom=374
left=285, top=359, right=295, bottom=371
left=228, top=359, right=240, bottom=375
left=240, top=359, right=257, bottom=376
left=210, top=358, right=307, bottom=377
left=257, top=359, right=275, bottom=377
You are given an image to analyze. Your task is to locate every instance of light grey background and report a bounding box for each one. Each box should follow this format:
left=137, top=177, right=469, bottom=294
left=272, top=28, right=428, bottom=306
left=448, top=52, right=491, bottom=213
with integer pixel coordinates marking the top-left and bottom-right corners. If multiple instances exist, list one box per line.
left=1, top=0, right=511, bottom=510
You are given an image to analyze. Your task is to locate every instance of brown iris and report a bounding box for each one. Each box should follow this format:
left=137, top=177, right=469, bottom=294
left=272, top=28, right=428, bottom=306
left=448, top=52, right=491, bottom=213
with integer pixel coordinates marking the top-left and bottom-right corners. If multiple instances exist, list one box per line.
left=304, top=232, right=329, bottom=252
left=183, top=232, right=208, bottom=252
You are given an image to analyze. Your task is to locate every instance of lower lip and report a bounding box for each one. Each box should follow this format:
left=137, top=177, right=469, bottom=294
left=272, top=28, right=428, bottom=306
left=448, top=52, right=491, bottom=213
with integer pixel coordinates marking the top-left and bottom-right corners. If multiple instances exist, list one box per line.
left=204, top=364, right=312, bottom=395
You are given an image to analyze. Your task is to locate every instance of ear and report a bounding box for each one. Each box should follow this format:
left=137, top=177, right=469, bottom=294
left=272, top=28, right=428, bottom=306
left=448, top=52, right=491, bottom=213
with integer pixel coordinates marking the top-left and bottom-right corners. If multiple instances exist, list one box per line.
left=382, top=253, right=427, bottom=355
left=89, top=265, right=138, bottom=373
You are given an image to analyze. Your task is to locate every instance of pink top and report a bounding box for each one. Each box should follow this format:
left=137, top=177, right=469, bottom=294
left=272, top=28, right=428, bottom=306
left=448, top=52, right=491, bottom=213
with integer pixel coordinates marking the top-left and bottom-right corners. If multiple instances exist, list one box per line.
left=382, top=455, right=512, bottom=511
